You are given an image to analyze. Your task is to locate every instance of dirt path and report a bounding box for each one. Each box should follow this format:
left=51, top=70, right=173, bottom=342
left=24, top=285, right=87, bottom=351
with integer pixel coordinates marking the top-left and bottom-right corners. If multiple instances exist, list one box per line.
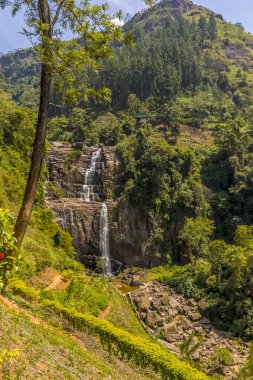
left=46, top=274, right=63, bottom=290
left=98, top=303, right=112, bottom=319
left=0, top=295, right=20, bottom=312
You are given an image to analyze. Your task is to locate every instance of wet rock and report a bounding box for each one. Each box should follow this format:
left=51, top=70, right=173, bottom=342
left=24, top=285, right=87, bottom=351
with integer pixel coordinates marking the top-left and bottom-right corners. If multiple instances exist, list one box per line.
left=47, top=143, right=166, bottom=269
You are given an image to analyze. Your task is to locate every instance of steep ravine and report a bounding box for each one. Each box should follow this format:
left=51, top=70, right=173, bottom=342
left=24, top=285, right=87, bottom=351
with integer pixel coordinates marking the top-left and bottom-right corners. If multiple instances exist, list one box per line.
left=46, top=142, right=164, bottom=271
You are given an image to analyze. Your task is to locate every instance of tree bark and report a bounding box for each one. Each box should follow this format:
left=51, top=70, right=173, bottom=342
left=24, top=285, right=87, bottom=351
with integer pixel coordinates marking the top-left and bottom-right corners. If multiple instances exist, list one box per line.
left=14, top=0, right=52, bottom=249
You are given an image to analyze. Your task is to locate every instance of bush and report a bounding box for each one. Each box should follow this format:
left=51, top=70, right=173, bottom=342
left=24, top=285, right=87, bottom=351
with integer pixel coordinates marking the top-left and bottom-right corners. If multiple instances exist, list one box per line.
left=9, top=279, right=40, bottom=301
left=0, top=209, right=19, bottom=290
left=0, top=349, right=20, bottom=369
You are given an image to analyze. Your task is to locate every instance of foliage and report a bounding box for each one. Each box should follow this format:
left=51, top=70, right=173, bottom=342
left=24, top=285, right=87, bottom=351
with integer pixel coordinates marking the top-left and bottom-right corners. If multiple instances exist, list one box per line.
left=209, top=347, right=233, bottom=375
left=3, top=0, right=253, bottom=346
left=0, top=209, right=19, bottom=290
left=9, top=278, right=40, bottom=301
left=0, top=349, right=20, bottom=369
left=41, top=274, right=110, bottom=317
left=238, top=344, right=253, bottom=379
left=116, top=124, right=208, bottom=260
left=0, top=89, right=35, bottom=208
left=179, top=335, right=203, bottom=363
left=178, top=217, right=214, bottom=262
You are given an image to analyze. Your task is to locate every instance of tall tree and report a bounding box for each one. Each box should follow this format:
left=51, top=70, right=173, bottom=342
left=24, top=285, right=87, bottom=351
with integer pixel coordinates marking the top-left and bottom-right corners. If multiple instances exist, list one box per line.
left=0, top=0, right=152, bottom=249
left=208, top=13, right=217, bottom=40
left=198, top=15, right=207, bottom=48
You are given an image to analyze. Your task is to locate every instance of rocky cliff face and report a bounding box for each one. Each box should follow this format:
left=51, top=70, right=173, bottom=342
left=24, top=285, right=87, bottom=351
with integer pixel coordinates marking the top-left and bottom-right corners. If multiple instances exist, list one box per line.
left=46, top=142, right=164, bottom=271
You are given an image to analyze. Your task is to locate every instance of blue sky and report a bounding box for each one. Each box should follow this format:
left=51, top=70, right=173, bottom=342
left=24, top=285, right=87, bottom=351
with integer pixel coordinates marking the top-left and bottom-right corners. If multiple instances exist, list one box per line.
left=1, top=0, right=252, bottom=53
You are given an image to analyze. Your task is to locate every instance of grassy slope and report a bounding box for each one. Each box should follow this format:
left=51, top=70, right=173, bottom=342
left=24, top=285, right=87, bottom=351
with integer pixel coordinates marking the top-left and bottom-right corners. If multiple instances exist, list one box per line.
left=0, top=299, right=157, bottom=380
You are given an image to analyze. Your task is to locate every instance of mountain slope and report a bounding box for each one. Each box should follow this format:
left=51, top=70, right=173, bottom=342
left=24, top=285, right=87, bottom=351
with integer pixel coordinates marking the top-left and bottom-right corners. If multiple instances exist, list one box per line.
left=2, top=0, right=253, bottom=112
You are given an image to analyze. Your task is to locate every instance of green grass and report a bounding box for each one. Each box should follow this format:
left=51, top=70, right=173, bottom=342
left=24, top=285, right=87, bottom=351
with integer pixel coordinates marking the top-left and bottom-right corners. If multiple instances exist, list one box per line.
left=0, top=302, right=157, bottom=380
left=5, top=280, right=211, bottom=380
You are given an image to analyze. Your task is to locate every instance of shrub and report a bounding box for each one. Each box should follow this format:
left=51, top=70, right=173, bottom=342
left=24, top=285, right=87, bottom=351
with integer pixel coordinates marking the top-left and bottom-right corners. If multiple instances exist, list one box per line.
left=209, top=347, right=233, bottom=375
left=9, top=279, right=40, bottom=301
left=0, top=349, right=20, bottom=369
left=0, top=209, right=19, bottom=290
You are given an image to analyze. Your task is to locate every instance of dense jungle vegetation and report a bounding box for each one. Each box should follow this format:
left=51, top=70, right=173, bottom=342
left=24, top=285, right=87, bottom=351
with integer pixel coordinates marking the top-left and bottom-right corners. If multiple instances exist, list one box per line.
left=2, top=0, right=253, bottom=337
left=2, top=0, right=253, bottom=378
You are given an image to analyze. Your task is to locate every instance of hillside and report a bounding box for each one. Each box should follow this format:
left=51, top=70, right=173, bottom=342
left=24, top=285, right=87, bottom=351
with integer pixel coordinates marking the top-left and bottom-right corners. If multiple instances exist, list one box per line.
left=1, top=0, right=253, bottom=379
left=2, top=0, right=253, bottom=114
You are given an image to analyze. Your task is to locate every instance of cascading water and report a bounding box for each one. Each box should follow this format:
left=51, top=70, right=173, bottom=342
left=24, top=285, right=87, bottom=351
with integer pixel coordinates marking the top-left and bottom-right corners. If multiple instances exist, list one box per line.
left=99, top=203, right=112, bottom=276
left=61, top=207, right=67, bottom=231
left=69, top=208, right=78, bottom=240
left=82, top=148, right=102, bottom=201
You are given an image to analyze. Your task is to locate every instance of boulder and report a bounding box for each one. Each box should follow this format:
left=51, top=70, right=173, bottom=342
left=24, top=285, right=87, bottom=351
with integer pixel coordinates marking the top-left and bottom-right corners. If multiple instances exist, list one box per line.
left=164, top=321, right=179, bottom=337
left=188, top=298, right=198, bottom=307
left=165, top=334, right=181, bottom=343
left=191, top=349, right=201, bottom=360
left=178, top=316, right=192, bottom=330
left=168, top=295, right=181, bottom=309
left=131, top=274, right=141, bottom=286
left=160, top=292, right=171, bottom=305
left=190, top=312, right=202, bottom=321
left=188, top=336, right=201, bottom=351
left=138, top=296, right=150, bottom=312
left=146, top=310, right=157, bottom=328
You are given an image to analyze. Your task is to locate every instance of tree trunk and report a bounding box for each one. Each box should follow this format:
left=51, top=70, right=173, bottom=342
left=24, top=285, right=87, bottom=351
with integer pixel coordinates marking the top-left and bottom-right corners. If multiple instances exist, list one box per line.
left=14, top=0, right=52, bottom=249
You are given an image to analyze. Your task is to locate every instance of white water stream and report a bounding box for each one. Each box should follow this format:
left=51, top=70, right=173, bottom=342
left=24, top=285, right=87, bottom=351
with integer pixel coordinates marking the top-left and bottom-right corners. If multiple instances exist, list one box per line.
left=99, top=203, right=112, bottom=276
left=82, top=148, right=102, bottom=202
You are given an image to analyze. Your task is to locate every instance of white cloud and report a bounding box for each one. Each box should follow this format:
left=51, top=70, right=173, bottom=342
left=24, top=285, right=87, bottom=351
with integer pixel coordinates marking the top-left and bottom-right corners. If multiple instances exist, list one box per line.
left=112, top=17, right=125, bottom=26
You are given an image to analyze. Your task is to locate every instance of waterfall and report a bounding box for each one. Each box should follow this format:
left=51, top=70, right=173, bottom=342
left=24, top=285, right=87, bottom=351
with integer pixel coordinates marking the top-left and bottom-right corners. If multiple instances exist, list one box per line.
left=99, top=203, right=112, bottom=276
left=61, top=207, right=67, bottom=231
left=82, top=148, right=102, bottom=202
left=69, top=208, right=78, bottom=240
